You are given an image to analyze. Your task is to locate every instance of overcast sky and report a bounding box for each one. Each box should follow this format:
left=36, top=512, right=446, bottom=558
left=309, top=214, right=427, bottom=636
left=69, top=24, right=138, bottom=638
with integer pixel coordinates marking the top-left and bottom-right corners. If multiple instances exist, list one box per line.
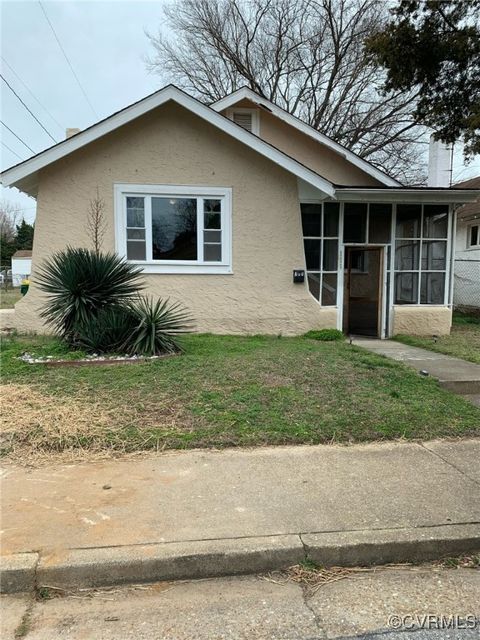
left=1, top=0, right=479, bottom=224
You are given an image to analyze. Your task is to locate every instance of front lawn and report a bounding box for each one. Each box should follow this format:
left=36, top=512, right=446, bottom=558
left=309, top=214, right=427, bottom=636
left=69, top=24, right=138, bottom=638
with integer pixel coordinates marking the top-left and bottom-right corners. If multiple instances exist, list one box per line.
left=1, top=333, right=479, bottom=462
left=394, top=312, right=480, bottom=364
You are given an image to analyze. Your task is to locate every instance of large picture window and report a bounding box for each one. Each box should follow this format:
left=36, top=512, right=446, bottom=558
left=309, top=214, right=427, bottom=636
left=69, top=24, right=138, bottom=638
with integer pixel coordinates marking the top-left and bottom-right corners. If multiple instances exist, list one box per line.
left=394, top=204, right=449, bottom=304
left=301, top=202, right=339, bottom=306
left=115, top=184, right=232, bottom=274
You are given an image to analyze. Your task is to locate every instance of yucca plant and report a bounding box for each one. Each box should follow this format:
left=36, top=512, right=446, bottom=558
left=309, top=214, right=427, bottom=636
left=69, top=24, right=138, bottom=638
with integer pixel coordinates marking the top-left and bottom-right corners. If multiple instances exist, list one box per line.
left=125, top=296, right=193, bottom=355
left=73, top=306, right=137, bottom=353
left=36, top=247, right=143, bottom=343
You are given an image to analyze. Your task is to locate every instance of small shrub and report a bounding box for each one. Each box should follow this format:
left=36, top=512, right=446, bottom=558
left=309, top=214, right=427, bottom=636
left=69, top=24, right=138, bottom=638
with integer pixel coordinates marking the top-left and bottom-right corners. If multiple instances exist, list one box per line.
left=74, top=305, right=137, bottom=353
left=74, top=297, right=192, bottom=356
left=304, top=329, right=344, bottom=341
left=125, top=296, right=193, bottom=355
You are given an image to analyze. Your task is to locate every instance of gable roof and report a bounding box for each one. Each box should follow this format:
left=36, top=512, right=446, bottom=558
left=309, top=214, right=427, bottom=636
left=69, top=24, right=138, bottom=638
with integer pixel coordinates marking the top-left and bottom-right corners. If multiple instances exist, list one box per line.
left=211, top=87, right=401, bottom=188
left=0, top=85, right=335, bottom=199
left=12, top=250, right=32, bottom=259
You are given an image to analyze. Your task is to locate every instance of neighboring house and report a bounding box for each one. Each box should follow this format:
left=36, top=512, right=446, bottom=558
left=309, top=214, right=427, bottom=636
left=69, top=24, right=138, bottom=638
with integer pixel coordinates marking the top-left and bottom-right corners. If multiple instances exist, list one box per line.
left=1, top=85, right=479, bottom=337
left=453, top=177, right=480, bottom=310
left=11, top=250, right=32, bottom=287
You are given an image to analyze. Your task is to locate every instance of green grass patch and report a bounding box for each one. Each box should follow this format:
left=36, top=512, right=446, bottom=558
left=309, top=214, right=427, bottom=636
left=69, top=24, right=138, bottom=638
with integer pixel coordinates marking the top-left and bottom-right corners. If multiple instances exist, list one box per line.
left=1, top=333, right=479, bottom=461
left=394, top=318, right=480, bottom=365
left=304, top=328, right=344, bottom=341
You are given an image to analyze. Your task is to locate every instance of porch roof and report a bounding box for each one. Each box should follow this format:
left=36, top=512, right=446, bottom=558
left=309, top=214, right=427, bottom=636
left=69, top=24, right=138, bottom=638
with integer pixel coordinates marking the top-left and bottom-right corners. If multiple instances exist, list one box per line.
left=335, top=186, right=480, bottom=204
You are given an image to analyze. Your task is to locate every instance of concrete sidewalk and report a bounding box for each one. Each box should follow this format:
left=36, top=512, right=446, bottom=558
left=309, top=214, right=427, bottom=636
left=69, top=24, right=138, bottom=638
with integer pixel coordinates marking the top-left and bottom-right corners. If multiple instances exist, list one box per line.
left=354, top=338, right=480, bottom=404
left=1, top=440, right=479, bottom=592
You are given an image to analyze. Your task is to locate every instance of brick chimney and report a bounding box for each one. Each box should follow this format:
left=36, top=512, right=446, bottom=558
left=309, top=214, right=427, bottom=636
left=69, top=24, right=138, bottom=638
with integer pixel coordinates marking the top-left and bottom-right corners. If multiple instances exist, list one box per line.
left=65, top=128, right=80, bottom=139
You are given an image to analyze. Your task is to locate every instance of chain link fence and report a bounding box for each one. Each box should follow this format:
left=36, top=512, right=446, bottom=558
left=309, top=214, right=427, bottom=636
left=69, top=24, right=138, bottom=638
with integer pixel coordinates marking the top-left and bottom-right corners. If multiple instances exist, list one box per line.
left=453, top=259, right=480, bottom=310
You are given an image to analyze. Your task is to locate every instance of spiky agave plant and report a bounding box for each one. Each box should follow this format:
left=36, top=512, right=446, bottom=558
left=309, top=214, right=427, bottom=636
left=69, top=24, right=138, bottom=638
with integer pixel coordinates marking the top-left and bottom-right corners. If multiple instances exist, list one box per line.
left=124, top=296, right=193, bottom=356
left=35, top=247, right=143, bottom=343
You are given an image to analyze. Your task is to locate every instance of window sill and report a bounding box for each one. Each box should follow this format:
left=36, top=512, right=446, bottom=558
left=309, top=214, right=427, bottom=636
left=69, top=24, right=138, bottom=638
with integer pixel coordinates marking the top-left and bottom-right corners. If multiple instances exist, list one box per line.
left=128, top=262, right=233, bottom=275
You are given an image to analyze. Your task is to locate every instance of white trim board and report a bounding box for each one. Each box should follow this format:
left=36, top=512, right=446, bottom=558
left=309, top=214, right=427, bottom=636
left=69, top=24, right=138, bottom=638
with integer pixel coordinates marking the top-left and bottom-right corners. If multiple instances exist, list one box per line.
left=1, top=85, right=335, bottom=199
left=211, top=87, right=401, bottom=188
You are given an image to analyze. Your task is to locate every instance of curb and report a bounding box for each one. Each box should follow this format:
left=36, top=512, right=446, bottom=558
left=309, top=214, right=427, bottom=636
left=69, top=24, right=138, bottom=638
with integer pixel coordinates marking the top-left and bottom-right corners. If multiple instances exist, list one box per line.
left=1, top=524, right=479, bottom=594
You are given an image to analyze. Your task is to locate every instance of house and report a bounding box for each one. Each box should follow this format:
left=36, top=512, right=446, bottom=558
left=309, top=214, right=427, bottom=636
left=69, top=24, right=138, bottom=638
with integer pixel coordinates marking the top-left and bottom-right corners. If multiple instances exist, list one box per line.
left=11, top=250, right=32, bottom=287
left=1, top=85, right=479, bottom=337
left=453, top=177, right=480, bottom=310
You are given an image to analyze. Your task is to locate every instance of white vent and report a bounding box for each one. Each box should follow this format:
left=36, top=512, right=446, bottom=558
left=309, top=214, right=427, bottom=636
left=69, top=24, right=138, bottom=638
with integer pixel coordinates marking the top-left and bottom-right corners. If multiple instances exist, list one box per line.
left=226, top=108, right=259, bottom=135
left=232, top=111, right=253, bottom=132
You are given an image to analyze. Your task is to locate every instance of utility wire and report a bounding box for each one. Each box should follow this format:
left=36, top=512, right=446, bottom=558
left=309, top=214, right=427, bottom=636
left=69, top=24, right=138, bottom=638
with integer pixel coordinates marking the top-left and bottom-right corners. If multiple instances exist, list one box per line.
left=0, top=73, right=57, bottom=143
left=1, top=57, right=64, bottom=132
left=0, top=120, right=36, bottom=154
left=1, top=140, right=24, bottom=161
left=38, top=1, right=99, bottom=119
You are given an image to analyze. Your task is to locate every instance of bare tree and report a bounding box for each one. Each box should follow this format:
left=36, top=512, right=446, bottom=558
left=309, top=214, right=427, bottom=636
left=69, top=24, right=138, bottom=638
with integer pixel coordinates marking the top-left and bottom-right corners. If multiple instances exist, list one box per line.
left=0, top=200, right=20, bottom=243
left=146, top=0, right=427, bottom=183
left=86, top=188, right=107, bottom=255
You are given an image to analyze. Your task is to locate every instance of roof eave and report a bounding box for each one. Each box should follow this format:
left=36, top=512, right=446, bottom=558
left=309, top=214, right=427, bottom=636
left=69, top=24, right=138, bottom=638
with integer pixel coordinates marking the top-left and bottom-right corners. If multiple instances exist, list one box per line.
left=211, top=87, right=401, bottom=188
left=0, top=85, right=335, bottom=199
left=335, top=187, right=480, bottom=204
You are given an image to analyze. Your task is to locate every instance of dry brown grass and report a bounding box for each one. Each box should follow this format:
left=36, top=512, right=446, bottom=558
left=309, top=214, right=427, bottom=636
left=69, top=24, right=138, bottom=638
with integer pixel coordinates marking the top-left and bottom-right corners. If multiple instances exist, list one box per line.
left=1, top=384, right=127, bottom=464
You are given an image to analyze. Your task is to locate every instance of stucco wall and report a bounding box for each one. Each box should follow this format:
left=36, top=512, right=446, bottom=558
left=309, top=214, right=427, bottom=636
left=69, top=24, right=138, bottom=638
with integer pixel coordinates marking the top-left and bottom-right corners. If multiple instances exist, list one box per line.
left=392, top=306, right=452, bottom=336
left=14, top=102, right=338, bottom=335
left=221, top=99, right=382, bottom=187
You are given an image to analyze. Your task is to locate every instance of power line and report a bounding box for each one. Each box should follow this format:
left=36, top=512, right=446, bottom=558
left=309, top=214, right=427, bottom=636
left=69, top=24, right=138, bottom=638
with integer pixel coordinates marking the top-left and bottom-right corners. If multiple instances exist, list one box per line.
left=1, top=57, right=64, bottom=132
left=38, top=1, right=99, bottom=119
left=1, top=73, right=57, bottom=143
left=1, top=141, right=24, bottom=161
left=0, top=121, right=36, bottom=154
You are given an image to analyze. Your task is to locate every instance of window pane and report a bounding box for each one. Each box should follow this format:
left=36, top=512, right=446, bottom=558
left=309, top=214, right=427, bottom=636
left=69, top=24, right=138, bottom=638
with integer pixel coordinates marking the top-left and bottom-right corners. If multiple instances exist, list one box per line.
left=323, top=239, right=338, bottom=271
left=304, top=239, right=321, bottom=270
left=204, top=212, right=221, bottom=229
left=423, top=205, right=448, bottom=238
left=127, top=241, right=146, bottom=261
left=421, top=272, right=445, bottom=304
left=369, top=204, right=392, bottom=243
left=470, top=225, right=479, bottom=247
left=152, top=197, right=197, bottom=260
left=322, top=273, right=337, bottom=306
left=204, top=199, right=221, bottom=213
left=323, top=202, right=339, bottom=237
left=127, top=228, right=145, bottom=240
left=421, top=240, right=446, bottom=270
left=301, top=210, right=321, bottom=237
left=396, top=204, right=421, bottom=238
left=126, top=196, right=145, bottom=227
left=344, top=203, right=367, bottom=243
left=395, top=240, right=419, bottom=270
left=395, top=272, right=418, bottom=304
left=204, top=230, right=221, bottom=243
left=204, top=244, right=222, bottom=262
left=307, top=272, right=320, bottom=300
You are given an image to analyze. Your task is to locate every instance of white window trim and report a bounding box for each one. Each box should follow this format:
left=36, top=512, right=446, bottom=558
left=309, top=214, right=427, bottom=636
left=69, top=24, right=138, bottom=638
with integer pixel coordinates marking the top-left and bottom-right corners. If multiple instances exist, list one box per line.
left=114, top=183, right=233, bottom=274
left=467, top=222, right=480, bottom=249
left=226, top=108, right=260, bottom=136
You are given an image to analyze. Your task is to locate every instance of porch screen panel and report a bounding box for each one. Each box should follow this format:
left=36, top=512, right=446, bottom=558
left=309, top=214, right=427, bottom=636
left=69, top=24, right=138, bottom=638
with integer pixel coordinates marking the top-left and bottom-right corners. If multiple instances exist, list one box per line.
left=301, top=202, right=339, bottom=306
left=394, top=204, right=448, bottom=304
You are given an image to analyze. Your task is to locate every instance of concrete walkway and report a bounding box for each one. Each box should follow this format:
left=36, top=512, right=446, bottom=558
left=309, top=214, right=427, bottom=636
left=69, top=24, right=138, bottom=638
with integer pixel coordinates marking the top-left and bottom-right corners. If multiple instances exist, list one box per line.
left=354, top=338, right=480, bottom=405
left=1, top=440, right=479, bottom=591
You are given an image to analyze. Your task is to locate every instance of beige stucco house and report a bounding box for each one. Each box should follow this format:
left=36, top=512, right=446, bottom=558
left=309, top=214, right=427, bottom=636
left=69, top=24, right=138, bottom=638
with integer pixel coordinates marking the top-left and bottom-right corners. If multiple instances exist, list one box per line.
left=2, top=86, right=479, bottom=337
